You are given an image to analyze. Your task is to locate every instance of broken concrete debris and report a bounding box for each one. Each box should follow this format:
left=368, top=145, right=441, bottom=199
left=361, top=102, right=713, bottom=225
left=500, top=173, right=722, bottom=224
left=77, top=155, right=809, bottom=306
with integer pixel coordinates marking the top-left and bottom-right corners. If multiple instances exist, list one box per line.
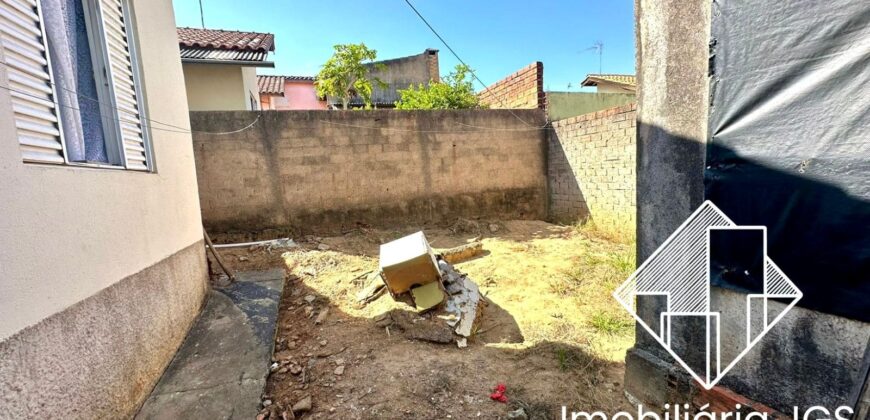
left=291, top=396, right=312, bottom=414
left=371, top=231, right=486, bottom=347
left=507, top=408, right=528, bottom=419
left=355, top=271, right=386, bottom=303
left=440, top=259, right=483, bottom=339
left=314, top=307, right=329, bottom=325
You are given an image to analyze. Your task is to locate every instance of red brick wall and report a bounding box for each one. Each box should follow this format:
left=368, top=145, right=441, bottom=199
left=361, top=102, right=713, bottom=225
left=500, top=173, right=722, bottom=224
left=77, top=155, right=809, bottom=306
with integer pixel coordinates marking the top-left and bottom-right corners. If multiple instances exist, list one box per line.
left=478, top=62, right=545, bottom=109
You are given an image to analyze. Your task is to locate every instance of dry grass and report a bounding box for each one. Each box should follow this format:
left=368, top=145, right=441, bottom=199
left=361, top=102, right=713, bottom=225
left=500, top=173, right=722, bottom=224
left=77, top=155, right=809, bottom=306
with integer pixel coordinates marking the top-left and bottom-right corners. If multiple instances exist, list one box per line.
left=218, top=219, right=637, bottom=418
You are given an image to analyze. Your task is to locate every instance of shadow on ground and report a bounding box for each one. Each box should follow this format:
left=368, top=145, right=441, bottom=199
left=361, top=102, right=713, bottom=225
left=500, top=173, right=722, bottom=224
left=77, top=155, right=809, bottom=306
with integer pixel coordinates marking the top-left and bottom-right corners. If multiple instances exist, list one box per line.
left=261, top=276, right=627, bottom=419
left=237, top=220, right=635, bottom=419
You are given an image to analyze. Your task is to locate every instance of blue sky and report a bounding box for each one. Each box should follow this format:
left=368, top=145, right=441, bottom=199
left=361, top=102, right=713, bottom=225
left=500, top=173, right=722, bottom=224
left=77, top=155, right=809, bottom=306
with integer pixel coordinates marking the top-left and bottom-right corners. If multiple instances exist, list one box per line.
left=173, top=0, right=635, bottom=92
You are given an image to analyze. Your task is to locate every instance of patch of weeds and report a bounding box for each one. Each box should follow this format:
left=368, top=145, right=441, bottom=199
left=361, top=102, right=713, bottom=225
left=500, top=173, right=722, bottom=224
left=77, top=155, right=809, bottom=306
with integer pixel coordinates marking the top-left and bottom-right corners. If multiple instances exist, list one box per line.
left=555, top=347, right=579, bottom=371
left=576, top=219, right=636, bottom=245
left=552, top=343, right=607, bottom=380
left=583, top=248, right=636, bottom=286
left=589, top=312, right=633, bottom=335
left=548, top=271, right=584, bottom=296
left=607, top=250, right=635, bottom=278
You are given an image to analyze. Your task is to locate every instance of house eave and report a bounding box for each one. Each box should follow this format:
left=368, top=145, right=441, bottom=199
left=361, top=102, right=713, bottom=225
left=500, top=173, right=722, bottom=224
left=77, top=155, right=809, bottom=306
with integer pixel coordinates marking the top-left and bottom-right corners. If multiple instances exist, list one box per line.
left=181, top=58, right=275, bottom=68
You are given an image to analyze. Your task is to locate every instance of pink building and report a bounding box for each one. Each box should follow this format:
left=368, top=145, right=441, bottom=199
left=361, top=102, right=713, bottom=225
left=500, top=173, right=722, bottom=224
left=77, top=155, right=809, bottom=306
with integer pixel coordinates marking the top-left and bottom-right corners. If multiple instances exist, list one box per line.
left=258, top=76, right=327, bottom=110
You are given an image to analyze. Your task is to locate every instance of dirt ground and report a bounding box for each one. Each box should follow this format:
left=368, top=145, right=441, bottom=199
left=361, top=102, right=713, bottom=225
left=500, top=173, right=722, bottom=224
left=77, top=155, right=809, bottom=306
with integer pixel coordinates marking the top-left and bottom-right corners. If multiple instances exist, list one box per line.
left=212, top=219, right=636, bottom=419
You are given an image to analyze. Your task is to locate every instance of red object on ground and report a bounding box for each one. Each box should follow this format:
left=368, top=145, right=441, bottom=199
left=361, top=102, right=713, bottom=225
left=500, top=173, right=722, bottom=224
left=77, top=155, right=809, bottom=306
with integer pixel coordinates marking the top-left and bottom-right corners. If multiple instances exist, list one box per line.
left=490, top=383, right=508, bottom=403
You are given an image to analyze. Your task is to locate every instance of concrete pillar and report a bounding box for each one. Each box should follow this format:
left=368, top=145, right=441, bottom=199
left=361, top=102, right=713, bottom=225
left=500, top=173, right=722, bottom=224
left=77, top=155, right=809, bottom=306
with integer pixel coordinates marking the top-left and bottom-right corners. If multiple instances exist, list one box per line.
left=627, top=0, right=711, bottom=406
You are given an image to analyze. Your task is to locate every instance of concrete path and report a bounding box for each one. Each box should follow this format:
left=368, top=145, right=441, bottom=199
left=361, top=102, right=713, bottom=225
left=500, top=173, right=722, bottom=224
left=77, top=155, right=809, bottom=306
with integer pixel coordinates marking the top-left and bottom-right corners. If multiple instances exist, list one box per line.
left=136, top=269, right=284, bottom=420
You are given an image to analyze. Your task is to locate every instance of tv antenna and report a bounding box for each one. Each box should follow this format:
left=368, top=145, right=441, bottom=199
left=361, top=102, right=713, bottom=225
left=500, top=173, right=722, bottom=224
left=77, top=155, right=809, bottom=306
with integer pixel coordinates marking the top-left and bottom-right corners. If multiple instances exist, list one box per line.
left=198, top=0, right=206, bottom=28
left=581, top=41, right=604, bottom=74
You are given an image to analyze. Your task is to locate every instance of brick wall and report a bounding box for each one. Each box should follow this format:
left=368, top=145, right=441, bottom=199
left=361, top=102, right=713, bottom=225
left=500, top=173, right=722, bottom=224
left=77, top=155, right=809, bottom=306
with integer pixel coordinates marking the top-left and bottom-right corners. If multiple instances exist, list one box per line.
left=426, top=48, right=440, bottom=82
left=191, top=109, right=548, bottom=235
left=548, top=103, right=636, bottom=237
left=478, top=62, right=545, bottom=109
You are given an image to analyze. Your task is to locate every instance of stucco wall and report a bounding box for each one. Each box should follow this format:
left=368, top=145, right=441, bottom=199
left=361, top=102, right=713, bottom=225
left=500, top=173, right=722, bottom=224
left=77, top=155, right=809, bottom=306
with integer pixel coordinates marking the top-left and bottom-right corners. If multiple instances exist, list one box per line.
left=546, top=92, right=636, bottom=121
left=0, top=242, right=208, bottom=418
left=630, top=0, right=870, bottom=413
left=182, top=63, right=248, bottom=111
left=263, top=81, right=328, bottom=110
left=191, top=109, right=548, bottom=235
left=0, top=0, right=207, bottom=416
left=241, top=66, right=260, bottom=110
left=284, top=81, right=327, bottom=109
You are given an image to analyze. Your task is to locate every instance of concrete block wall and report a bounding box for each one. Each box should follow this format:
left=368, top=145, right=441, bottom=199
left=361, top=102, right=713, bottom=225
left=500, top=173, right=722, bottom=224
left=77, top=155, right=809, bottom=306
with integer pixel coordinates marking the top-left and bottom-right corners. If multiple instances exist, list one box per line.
left=478, top=62, right=545, bottom=110
left=191, top=109, right=548, bottom=235
left=548, top=103, right=636, bottom=237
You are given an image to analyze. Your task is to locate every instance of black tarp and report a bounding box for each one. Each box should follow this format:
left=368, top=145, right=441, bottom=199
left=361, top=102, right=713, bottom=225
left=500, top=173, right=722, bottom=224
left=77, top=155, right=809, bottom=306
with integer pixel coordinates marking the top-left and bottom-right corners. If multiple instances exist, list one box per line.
left=706, top=1, right=870, bottom=322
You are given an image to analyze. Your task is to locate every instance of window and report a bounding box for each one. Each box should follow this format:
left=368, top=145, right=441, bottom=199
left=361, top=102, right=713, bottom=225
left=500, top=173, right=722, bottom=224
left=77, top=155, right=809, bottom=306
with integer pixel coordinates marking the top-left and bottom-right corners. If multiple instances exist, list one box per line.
left=0, top=0, right=152, bottom=171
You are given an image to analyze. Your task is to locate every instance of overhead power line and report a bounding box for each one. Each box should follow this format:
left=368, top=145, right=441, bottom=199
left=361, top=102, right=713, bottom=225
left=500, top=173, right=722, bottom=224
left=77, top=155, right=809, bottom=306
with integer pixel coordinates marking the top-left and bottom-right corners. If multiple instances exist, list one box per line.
left=401, top=0, right=546, bottom=128
left=0, top=59, right=259, bottom=135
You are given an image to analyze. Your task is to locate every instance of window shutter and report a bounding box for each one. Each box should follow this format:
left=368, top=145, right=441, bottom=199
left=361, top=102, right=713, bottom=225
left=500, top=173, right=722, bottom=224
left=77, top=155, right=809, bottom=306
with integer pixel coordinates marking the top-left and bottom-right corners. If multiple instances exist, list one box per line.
left=99, top=0, right=149, bottom=171
left=0, top=0, right=64, bottom=164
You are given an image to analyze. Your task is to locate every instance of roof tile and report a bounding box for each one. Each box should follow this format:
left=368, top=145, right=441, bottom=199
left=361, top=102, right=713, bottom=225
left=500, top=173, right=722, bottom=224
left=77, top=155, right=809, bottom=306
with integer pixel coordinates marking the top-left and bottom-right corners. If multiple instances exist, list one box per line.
left=581, top=74, right=636, bottom=88
left=178, top=27, right=274, bottom=63
left=257, top=75, right=316, bottom=95
left=257, top=76, right=285, bottom=95
left=177, top=27, right=275, bottom=52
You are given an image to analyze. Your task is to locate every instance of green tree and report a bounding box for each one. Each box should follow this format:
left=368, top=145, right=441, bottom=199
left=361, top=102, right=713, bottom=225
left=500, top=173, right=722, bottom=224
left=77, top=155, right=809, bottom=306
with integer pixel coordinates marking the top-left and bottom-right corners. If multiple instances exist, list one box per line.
left=394, top=64, right=482, bottom=110
left=315, top=43, right=383, bottom=109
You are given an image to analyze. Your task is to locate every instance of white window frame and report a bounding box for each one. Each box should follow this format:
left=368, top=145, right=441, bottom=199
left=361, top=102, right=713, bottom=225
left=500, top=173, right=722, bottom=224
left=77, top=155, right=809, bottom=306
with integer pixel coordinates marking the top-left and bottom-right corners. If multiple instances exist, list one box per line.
left=79, top=0, right=124, bottom=166
left=95, top=0, right=153, bottom=171
left=17, top=0, right=153, bottom=171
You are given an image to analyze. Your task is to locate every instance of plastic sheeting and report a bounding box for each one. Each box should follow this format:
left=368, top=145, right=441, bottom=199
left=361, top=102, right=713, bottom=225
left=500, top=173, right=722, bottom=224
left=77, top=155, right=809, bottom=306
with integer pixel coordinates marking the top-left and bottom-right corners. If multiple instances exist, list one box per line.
left=706, top=1, right=870, bottom=321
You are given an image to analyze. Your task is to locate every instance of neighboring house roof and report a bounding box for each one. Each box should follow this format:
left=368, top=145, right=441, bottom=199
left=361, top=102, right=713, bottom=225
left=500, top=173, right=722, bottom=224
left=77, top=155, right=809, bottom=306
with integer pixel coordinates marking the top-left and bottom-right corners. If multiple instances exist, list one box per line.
left=580, top=74, right=637, bottom=90
left=177, top=27, right=275, bottom=66
left=257, top=75, right=317, bottom=96
left=257, top=75, right=285, bottom=95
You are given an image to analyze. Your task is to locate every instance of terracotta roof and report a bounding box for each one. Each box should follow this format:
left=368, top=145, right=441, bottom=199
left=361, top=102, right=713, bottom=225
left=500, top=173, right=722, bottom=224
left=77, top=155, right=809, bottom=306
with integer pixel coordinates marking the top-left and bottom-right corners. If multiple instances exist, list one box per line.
left=581, top=74, right=636, bottom=89
left=177, top=27, right=275, bottom=64
left=257, top=76, right=316, bottom=95
left=257, top=76, right=285, bottom=95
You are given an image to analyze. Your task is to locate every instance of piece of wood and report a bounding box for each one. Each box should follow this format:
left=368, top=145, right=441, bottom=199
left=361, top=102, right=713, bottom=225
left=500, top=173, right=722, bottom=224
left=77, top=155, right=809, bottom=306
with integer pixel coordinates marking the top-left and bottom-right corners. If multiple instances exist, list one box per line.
left=355, top=271, right=386, bottom=303
left=437, top=241, right=484, bottom=264
left=203, top=228, right=235, bottom=282
left=210, top=237, right=294, bottom=249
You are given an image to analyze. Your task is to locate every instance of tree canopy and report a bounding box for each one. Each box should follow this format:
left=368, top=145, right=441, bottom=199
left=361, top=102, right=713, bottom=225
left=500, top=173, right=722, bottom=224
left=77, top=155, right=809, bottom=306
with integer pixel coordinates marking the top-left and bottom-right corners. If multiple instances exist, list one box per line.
left=315, top=43, right=383, bottom=109
left=394, top=64, right=483, bottom=110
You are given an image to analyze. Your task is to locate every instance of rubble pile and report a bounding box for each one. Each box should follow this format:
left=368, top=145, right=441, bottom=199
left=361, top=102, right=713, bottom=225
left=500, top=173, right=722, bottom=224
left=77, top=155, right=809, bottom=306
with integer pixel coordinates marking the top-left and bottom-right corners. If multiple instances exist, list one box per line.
left=362, top=231, right=486, bottom=347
